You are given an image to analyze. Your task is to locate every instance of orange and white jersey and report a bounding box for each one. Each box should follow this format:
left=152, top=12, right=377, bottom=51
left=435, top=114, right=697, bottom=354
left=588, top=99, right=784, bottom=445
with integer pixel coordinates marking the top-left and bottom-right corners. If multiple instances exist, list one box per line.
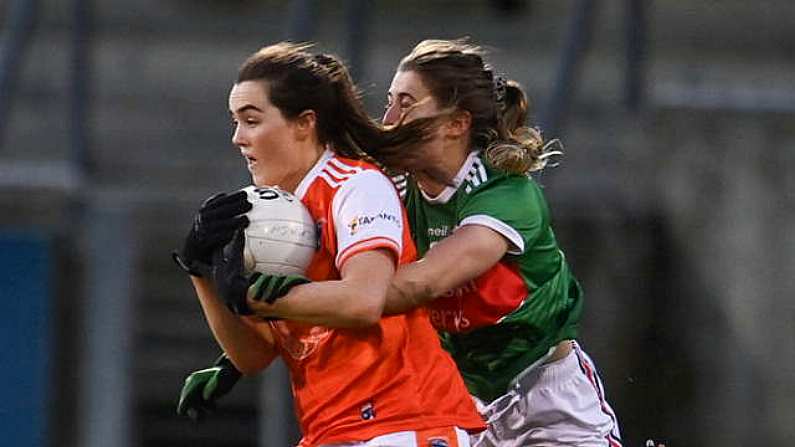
left=296, top=149, right=410, bottom=280
left=259, top=150, right=484, bottom=446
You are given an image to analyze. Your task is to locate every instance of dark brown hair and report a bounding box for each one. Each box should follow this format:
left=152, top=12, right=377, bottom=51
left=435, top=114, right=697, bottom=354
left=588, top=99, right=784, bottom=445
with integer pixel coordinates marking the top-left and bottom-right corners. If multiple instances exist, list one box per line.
left=368, top=38, right=559, bottom=177
left=237, top=42, right=434, bottom=161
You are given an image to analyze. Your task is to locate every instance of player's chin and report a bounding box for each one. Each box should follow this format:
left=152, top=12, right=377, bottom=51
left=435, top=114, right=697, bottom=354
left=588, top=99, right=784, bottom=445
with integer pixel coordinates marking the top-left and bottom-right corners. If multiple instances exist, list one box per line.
left=250, top=172, right=268, bottom=187
left=250, top=168, right=281, bottom=188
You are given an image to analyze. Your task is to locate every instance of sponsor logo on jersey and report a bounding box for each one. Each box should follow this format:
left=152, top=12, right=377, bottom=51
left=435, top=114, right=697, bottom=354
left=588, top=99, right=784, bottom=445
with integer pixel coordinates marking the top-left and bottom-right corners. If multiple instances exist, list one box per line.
left=347, top=212, right=400, bottom=235
left=426, top=225, right=450, bottom=238
left=429, top=307, right=471, bottom=331
left=429, top=279, right=478, bottom=331
left=428, top=438, right=449, bottom=447
left=441, top=279, right=478, bottom=298
left=360, top=401, right=376, bottom=420
left=348, top=217, right=360, bottom=235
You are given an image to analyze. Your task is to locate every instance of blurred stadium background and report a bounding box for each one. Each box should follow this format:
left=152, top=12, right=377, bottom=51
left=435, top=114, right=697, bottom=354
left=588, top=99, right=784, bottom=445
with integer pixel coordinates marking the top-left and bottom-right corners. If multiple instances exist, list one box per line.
left=1, top=0, right=793, bottom=446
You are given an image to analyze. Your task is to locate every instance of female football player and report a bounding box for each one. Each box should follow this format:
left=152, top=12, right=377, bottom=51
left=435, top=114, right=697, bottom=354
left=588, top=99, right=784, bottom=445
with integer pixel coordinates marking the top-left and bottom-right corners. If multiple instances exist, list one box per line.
left=368, top=39, right=623, bottom=447
left=180, top=38, right=623, bottom=447
left=173, top=42, right=484, bottom=447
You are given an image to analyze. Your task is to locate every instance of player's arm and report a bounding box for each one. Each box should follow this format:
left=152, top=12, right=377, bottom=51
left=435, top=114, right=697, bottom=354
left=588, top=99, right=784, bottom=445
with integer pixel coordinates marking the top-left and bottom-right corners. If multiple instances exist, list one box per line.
left=246, top=170, right=402, bottom=327
left=383, top=224, right=509, bottom=315
left=247, top=248, right=395, bottom=328
left=174, top=191, right=273, bottom=374
left=191, top=275, right=278, bottom=374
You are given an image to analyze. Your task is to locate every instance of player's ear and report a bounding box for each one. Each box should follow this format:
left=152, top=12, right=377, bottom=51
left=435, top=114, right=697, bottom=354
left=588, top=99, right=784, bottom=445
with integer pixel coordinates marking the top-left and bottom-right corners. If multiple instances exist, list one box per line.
left=444, top=110, right=471, bottom=138
left=293, top=110, right=317, bottom=141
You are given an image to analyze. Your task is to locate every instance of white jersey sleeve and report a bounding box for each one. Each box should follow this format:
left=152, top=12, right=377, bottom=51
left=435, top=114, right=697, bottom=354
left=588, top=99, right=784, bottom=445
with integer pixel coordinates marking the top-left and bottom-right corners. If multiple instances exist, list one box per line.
left=331, top=169, right=404, bottom=269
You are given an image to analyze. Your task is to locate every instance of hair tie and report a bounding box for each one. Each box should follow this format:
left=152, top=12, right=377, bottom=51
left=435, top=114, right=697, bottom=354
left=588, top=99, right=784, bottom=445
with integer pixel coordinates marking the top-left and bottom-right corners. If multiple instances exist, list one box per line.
left=493, top=74, right=508, bottom=113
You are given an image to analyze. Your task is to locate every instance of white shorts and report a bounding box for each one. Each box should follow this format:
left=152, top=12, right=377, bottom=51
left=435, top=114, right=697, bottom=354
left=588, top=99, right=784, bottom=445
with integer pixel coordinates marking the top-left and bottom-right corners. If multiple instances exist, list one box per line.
left=470, top=341, right=622, bottom=447
left=321, top=426, right=471, bottom=447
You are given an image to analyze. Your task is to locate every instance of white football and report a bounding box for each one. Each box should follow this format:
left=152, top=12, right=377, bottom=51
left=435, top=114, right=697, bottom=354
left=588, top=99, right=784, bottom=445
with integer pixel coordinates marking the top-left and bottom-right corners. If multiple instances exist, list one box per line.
left=241, top=185, right=318, bottom=275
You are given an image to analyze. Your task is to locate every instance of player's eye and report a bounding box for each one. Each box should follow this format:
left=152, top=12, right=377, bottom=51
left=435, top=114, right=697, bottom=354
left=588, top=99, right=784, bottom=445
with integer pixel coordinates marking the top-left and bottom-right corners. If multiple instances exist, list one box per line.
left=234, top=115, right=259, bottom=127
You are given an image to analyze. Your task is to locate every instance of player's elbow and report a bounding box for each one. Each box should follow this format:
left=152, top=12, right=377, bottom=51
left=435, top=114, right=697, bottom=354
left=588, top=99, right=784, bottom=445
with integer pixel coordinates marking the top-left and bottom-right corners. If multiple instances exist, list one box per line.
left=349, top=303, right=384, bottom=327
left=400, top=276, right=438, bottom=306
left=227, top=352, right=271, bottom=376
left=346, top=293, right=385, bottom=328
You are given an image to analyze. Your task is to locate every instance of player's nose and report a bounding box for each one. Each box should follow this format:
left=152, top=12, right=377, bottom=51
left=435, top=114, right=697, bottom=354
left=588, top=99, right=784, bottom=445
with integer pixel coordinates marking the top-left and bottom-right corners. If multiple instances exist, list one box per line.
left=231, top=124, right=247, bottom=147
left=382, top=104, right=399, bottom=126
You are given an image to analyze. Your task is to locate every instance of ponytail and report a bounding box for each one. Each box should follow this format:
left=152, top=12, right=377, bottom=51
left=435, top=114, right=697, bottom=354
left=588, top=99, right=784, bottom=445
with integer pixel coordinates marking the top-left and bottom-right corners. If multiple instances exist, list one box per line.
left=485, top=80, right=561, bottom=175
left=370, top=39, right=562, bottom=180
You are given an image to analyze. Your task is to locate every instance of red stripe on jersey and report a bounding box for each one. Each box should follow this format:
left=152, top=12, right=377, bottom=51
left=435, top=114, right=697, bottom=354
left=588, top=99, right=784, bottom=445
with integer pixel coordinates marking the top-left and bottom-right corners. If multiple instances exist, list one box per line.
left=327, top=158, right=359, bottom=176
left=336, top=236, right=400, bottom=270
left=321, top=167, right=347, bottom=184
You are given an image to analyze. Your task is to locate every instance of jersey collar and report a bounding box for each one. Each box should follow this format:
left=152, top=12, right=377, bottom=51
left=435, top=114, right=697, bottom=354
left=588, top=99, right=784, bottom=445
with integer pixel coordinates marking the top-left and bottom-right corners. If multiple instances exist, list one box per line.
left=419, top=151, right=480, bottom=205
left=294, top=148, right=335, bottom=200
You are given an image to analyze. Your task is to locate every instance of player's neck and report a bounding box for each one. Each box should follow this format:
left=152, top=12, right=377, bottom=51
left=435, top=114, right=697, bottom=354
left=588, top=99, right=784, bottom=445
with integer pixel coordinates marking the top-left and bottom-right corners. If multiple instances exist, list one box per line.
left=281, top=143, right=326, bottom=193
left=415, top=141, right=469, bottom=196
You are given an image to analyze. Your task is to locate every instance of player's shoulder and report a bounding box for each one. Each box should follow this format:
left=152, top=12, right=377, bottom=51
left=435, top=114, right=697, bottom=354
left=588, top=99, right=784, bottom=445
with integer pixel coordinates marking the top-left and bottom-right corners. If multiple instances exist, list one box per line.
left=461, top=153, right=534, bottom=197
left=330, top=153, right=382, bottom=173
left=457, top=156, right=549, bottom=220
left=322, top=154, right=400, bottom=201
left=315, top=154, right=387, bottom=189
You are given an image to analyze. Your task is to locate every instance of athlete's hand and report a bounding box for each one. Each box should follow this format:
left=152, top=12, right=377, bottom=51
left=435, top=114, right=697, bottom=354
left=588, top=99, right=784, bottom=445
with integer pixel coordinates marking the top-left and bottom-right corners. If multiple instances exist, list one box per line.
left=211, top=229, right=259, bottom=315
left=173, top=191, right=251, bottom=277
left=212, top=229, right=310, bottom=314
left=177, top=353, right=242, bottom=422
left=249, top=273, right=310, bottom=305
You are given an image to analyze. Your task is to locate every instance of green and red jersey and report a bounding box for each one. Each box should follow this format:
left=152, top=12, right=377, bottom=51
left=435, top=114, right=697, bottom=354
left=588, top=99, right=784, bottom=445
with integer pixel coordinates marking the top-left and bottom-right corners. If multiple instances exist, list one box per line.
left=401, top=151, right=583, bottom=402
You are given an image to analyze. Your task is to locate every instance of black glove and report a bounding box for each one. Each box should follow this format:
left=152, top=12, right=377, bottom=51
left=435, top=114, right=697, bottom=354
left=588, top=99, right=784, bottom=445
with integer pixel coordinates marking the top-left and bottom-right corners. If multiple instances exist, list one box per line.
left=173, top=190, right=251, bottom=277
left=176, top=353, right=242, bottom=422
left=212, top=228, right=259, bottom=315
left=250, top=273, right=310, bottom=305
left=213, top=229, right=310, bottom=315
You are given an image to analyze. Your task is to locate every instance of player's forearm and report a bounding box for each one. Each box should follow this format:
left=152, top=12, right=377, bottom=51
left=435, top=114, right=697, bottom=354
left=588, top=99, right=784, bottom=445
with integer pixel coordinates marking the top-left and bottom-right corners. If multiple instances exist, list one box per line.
left=256, top=280, right=385, bottom=328
left=250, top=250, right=394, bottom=327
left=191, top=277, right=275, bottom=374
left=384, top=225, right=510, bottom=315
left=383, top=260, right=438, bottom=315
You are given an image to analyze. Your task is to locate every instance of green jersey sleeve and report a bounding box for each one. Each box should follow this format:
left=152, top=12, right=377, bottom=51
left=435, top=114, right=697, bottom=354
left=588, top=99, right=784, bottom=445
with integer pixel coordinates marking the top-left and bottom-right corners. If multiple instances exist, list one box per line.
left=458, top=175, right=549, bottom=255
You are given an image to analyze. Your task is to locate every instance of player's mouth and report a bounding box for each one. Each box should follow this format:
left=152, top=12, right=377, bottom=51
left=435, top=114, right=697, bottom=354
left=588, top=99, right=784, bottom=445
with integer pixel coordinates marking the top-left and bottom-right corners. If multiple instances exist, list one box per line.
left=242, top=153, right=257, bottom=168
